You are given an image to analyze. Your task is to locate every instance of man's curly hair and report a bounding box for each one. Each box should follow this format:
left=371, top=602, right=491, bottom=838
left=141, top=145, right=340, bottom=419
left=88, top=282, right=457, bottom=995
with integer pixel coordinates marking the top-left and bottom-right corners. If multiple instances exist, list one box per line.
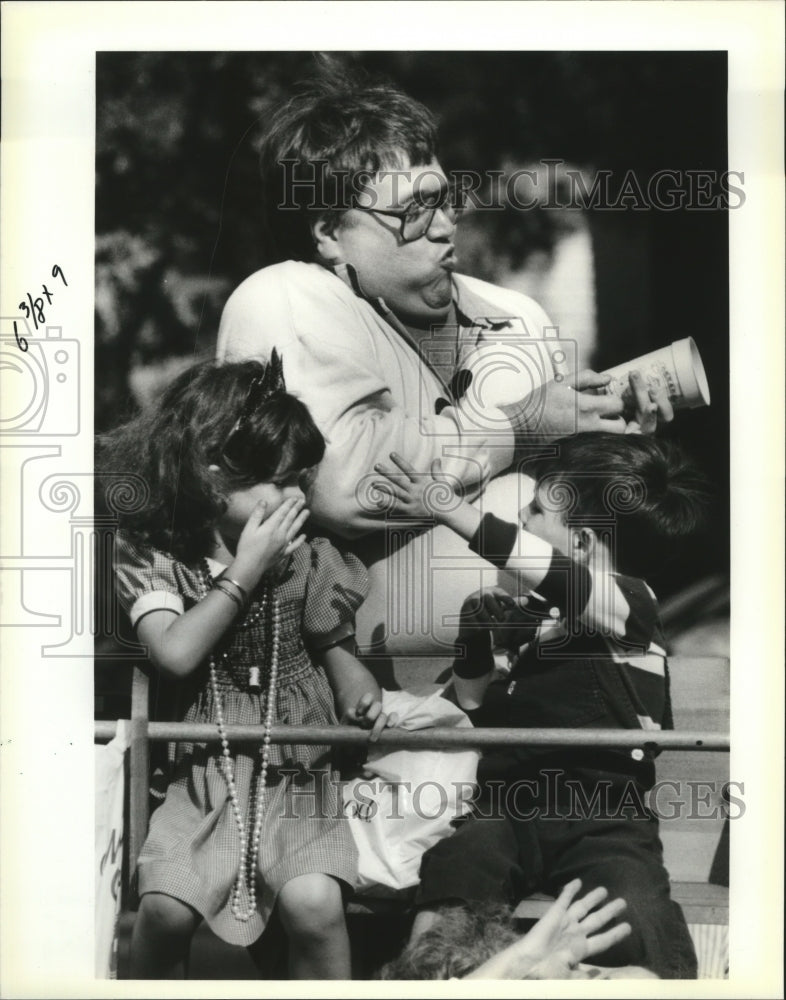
left=259, top=62, right=438, bottom=263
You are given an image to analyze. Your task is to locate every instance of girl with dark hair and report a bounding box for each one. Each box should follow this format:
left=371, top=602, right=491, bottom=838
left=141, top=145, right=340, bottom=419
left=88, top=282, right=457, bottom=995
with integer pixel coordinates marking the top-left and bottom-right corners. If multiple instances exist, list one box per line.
left=101, top=356, right=394, bottom=979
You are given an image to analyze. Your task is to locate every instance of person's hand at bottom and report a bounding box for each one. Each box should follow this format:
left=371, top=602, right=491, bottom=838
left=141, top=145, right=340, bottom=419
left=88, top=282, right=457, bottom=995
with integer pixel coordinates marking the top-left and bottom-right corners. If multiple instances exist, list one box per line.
left=465, top=878, right=634, bottom=980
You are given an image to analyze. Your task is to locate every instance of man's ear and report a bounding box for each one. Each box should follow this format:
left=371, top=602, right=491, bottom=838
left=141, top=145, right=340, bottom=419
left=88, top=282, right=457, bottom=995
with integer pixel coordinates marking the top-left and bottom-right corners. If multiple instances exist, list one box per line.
left=572, top=527, right=596, bottom=563
left=311, top=215, right=344, bottom=264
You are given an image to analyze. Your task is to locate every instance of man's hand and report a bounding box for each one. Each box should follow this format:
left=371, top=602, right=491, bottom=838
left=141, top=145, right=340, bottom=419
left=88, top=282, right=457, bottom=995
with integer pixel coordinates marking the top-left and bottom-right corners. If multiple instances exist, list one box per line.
left=503, top=368, right=675, bottom=441
left=501, top=370, right=627, bottom=441
left=624, top=369, right=675, bottom=434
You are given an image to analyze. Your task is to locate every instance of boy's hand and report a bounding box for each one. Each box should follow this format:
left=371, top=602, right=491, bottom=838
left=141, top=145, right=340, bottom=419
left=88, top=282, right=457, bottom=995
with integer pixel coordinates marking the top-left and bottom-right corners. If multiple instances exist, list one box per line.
left=343, top=692, right=399, bottom=743
left=457, top=588, right=528, bottom=650
left=235, top=497, right=309, bottom=580
left=372, top=453, right=459, bottom=522
left=458, top=588, right=517, bottom=628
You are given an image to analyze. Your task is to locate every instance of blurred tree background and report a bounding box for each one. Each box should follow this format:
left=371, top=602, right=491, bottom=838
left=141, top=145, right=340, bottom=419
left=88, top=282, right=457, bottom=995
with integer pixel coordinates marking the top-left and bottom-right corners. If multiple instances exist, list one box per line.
left=95, top=50, right=729, bottom=611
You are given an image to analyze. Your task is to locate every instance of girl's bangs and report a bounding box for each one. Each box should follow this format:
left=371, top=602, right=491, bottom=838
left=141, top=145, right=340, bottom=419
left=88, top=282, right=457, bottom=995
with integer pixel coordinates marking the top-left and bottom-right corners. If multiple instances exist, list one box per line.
left=223, top=396, right=325, bottom=483
left=276, top=420, right=326, bottom=476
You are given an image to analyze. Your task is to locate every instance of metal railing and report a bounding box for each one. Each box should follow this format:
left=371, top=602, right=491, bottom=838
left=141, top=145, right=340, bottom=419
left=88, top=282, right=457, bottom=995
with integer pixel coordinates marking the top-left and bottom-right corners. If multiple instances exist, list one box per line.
left=94, top=718, right=729, bottom=751
left=96, top=666, right=730, bottom=887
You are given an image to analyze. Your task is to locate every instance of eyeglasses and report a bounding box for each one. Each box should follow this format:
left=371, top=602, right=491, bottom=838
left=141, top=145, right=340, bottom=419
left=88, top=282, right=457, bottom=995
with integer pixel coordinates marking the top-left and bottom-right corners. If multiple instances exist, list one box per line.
left=355, top=179, right=466, bottom=243
left=221, top=374, right=270, bottom=473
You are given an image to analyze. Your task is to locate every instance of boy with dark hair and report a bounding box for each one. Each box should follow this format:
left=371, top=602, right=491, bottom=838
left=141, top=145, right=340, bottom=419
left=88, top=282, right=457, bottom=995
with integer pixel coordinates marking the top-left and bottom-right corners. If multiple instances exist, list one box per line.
left=373, top=433, right=708, bottom=978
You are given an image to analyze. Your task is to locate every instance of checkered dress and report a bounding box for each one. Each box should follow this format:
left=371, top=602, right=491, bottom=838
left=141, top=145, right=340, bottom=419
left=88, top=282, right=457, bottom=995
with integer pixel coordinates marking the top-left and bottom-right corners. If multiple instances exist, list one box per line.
left=114, top=533, right=366, bottom=946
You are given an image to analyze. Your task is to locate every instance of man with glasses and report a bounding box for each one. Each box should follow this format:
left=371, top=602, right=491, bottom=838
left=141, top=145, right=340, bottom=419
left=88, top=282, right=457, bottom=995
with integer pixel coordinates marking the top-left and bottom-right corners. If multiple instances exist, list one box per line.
left=217, top=71, right=663, bottom=653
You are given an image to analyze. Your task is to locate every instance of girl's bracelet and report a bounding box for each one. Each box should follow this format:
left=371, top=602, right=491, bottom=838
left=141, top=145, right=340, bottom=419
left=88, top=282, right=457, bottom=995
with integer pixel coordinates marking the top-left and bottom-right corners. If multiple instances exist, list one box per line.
left=213, top=582, right=244, bottom=612
left=218, top=576, right=249, bottom=603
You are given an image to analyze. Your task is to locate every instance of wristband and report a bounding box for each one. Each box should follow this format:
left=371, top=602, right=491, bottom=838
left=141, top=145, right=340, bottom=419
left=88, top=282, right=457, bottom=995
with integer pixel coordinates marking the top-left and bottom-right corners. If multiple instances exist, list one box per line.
left=219, top=576, right=249, bottom=603
left=214, top=582, right=244, bottom=612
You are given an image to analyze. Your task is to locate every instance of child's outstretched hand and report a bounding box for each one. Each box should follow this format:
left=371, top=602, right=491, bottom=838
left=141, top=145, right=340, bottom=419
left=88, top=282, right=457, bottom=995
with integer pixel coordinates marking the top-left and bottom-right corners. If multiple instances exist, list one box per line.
left=466, top=878, right=632, bottom=979
left=517, top=879, right=630, bottom=978
left=343, top=692, right=399, bottom=743
left=235, top=496, right=309, bottom=580
left=373, top=453, right=458, bottom=522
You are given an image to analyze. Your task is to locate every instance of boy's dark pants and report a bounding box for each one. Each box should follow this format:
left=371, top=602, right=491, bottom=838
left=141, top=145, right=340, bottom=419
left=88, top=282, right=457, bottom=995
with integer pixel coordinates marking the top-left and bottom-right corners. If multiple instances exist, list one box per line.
left=415, top=776, right=698, bottom=980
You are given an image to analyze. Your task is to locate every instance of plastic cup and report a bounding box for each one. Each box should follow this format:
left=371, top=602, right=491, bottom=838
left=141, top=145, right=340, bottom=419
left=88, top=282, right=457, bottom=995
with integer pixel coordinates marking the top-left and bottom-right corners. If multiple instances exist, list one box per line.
left=601, top=337, right=711, bottom=410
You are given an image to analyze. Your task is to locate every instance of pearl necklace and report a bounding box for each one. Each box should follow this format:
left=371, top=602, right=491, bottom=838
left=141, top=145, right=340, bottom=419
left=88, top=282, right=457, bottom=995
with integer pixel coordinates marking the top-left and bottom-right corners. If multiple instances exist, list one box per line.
left=199, top=562, right=280, bottom=922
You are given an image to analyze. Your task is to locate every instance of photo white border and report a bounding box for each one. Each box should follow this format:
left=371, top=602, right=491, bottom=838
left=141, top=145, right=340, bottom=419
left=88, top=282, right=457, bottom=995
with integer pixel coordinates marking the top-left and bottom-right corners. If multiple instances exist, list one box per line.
left=1, top=2, right=783, bottom=997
